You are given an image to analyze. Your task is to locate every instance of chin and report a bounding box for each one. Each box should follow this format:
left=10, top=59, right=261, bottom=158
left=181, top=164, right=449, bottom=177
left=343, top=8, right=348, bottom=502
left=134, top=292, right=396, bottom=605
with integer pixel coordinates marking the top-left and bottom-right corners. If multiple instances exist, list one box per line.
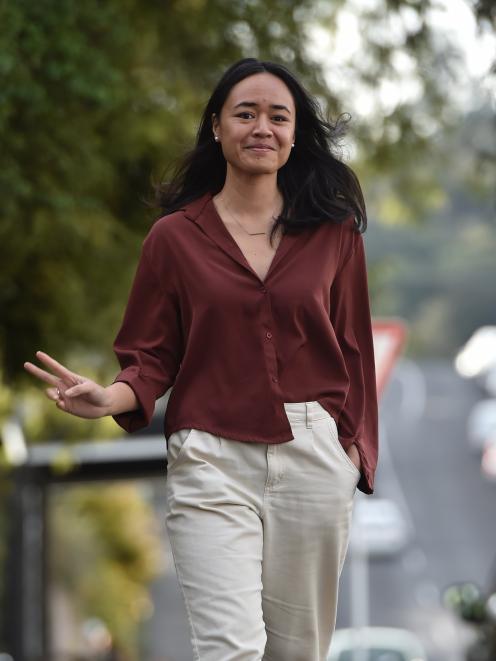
left=241, top=160, right=279, bottom=174
left=228, top=164, right=273, bottom=176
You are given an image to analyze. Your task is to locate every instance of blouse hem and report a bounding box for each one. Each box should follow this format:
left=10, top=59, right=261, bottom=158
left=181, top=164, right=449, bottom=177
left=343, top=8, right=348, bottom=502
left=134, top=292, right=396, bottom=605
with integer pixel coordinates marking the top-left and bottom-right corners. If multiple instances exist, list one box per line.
left=165, top=423, right=295, bottom=445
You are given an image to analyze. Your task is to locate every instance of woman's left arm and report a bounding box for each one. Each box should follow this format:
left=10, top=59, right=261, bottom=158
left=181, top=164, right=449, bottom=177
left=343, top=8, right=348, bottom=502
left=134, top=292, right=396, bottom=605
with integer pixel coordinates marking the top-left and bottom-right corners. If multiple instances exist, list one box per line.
left=329, top=229, right=379, bottom=494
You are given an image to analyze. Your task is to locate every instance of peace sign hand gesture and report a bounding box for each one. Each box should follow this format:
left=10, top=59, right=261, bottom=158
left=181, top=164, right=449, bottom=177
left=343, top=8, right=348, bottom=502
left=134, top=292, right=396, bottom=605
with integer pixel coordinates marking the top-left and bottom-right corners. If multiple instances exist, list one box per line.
left=24, top=351, right=112, bottom=419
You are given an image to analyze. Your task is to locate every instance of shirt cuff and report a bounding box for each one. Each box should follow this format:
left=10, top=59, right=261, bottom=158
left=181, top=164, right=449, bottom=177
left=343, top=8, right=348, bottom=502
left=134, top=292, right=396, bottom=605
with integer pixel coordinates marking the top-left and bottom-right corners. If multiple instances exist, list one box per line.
left=111, top=366, right=157, bottom=433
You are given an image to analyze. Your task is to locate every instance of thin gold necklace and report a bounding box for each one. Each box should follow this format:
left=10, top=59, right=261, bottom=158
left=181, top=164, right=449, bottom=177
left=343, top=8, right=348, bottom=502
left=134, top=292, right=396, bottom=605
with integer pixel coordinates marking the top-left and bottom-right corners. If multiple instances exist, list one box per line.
left=219, top=196, right=280, bottom=237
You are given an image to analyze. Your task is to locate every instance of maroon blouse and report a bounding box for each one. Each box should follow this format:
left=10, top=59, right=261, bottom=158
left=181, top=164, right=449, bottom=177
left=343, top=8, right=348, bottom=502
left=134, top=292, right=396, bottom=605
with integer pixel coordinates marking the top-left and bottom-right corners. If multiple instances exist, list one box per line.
left=112, top=192, right=378, bottom=494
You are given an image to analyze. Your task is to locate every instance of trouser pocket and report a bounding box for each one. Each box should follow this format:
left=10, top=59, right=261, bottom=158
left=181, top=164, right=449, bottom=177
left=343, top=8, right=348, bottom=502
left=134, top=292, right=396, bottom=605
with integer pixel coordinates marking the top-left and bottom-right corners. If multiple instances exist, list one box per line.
left=167, top=428, right=196, bottom=470
left=325, top=415, right=361, bottom=479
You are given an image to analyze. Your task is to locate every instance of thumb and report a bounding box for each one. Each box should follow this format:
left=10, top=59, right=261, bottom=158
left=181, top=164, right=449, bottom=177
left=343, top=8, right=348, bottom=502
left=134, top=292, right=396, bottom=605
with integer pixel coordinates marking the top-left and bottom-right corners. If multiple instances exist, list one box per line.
left=65, top=381, right=95, bottom=398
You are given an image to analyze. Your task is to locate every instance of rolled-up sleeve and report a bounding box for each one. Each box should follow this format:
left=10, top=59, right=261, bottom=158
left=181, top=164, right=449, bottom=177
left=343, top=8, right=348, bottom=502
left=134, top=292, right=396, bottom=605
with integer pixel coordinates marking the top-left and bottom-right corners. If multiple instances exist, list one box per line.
left=329, top=230, right=378, bottom=494
left=112, top=228, right=183, bottom=433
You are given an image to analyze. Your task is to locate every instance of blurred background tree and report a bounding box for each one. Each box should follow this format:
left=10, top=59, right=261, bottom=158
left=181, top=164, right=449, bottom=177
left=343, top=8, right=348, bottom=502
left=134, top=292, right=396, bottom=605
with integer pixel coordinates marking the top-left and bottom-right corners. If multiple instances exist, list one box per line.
left=50, top=482, right=163, bottom=657
left=0, top=0, right=494, bottom=657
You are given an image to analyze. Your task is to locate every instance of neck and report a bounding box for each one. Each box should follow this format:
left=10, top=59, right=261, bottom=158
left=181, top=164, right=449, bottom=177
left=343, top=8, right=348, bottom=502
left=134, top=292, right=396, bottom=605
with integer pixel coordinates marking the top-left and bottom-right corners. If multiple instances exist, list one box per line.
left=216, top=168, right=283, bottom=218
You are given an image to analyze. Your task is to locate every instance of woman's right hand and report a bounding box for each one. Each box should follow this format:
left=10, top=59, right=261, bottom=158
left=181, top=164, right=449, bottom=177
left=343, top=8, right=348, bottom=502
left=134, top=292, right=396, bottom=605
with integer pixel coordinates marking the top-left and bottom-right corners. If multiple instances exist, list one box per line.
left=24, top=351, right=112, bottom=419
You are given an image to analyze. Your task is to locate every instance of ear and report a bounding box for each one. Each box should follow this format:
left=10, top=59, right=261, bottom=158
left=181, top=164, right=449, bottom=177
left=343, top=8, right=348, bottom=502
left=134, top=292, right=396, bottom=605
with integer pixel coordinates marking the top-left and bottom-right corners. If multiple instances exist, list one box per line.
left=212, top=112, right=219, bottom=137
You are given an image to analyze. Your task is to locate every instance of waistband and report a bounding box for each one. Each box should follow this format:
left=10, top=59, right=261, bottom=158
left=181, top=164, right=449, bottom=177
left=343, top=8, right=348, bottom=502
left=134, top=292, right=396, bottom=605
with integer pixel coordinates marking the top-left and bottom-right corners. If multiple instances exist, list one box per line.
left=283, top=401, right=329, bottom=426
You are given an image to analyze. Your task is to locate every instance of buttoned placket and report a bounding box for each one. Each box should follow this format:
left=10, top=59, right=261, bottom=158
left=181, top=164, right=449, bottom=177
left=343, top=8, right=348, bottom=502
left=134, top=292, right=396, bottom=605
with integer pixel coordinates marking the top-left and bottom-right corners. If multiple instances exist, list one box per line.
left=185, top=194, right=300, bottom=397
left=259, top=283, right=281, bottom=389
left=259, top=279, right=283, bottom=489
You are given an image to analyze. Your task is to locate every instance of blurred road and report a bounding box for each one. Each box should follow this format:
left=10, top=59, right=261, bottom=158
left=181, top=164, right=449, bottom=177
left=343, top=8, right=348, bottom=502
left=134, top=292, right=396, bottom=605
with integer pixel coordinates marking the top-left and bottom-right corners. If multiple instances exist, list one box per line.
left=337, top=358, right=496, bottom=661
left=143, top=359, right=496, bottom=661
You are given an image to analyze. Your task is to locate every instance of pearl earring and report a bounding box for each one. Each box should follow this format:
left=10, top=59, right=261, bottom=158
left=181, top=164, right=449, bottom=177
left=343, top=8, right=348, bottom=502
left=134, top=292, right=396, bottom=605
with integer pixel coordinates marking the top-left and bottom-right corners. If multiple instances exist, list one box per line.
left=291, top=143, right=295, bottom=148
left=214, top=135, right=220, bottom=142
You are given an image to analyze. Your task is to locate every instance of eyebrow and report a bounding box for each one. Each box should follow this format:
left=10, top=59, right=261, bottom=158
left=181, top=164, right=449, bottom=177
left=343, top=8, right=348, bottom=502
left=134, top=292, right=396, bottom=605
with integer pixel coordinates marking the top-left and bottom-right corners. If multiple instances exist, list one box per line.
left=233, top=101, right=292, bottom=114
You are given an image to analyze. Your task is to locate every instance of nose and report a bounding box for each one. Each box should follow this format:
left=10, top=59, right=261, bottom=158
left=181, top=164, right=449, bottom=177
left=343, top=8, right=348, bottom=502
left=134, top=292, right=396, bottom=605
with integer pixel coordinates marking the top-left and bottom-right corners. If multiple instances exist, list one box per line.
left=252, top=114, right=273, bottom=137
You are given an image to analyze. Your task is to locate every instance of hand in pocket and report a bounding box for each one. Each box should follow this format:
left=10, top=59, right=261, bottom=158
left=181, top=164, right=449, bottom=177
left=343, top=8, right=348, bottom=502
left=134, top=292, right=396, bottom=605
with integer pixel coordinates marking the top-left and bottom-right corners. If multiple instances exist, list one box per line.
left=346, top=443, right=361, bottom=473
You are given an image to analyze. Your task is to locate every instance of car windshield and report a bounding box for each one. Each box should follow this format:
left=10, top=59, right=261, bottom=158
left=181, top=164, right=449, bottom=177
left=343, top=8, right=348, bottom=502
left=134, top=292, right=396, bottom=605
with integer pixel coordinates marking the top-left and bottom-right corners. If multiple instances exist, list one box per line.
left=338, top=651, right=406, bottom=661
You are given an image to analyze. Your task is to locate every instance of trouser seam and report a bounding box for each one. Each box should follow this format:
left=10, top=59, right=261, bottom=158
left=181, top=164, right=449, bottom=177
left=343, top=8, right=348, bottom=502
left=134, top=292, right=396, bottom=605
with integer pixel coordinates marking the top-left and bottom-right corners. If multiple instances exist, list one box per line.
left=167, top=518, right=202, bottom=661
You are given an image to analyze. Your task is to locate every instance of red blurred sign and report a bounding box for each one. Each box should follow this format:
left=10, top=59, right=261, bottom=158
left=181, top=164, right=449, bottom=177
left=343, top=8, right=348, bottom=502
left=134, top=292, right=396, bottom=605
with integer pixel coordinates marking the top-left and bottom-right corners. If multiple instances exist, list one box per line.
left=372, top=319, right=408, bottom=398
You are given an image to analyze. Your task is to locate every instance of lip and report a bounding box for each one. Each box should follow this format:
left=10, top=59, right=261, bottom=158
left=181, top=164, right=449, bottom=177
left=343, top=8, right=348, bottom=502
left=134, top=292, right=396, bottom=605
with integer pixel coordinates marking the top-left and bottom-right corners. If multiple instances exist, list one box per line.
left=246, top=144, right=275, bottom=151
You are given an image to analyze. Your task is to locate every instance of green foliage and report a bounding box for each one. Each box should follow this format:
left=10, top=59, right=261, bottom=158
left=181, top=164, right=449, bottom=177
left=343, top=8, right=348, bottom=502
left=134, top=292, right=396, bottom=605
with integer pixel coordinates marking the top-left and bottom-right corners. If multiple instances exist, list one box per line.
left=0, top=0, right=327, bottom=385
left=365, top=102, right=496, bottom=357
left=50, top=482, right=164, bottom=657
left=0, top=0, right=145, bottom=385
left=368, top=213, right=496, bottom=357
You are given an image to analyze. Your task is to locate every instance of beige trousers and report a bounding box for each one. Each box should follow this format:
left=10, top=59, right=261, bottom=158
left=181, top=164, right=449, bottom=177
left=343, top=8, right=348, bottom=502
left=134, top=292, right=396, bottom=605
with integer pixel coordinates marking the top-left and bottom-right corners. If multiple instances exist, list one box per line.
left=165, top=401, right=360, bottom=661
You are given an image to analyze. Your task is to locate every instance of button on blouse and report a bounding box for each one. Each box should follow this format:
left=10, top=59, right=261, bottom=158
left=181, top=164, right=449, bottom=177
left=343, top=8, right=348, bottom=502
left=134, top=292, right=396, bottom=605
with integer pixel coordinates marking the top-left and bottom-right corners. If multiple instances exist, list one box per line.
left=111, top=192, right=378, bottom=494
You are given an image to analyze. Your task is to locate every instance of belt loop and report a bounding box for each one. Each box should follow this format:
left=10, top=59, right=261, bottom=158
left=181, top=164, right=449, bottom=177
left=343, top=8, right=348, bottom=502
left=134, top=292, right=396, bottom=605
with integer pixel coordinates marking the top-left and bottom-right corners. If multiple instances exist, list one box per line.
left=305, top=402, right=312, bottom=429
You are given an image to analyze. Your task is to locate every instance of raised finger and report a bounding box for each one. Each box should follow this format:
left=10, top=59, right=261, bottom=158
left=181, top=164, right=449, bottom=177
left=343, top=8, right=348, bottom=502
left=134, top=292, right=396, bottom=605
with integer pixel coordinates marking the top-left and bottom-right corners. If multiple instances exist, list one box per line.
left=46, top=386, right=60, bottom=401
left=35, top=351, right=79, bottom=383
left=24, top=361, right=60, bottom=387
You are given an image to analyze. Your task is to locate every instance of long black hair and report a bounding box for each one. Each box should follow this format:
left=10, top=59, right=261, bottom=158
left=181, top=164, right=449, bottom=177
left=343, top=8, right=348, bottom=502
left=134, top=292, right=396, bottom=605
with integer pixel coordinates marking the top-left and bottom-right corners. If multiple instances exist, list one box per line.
left=154, top=57, right=367, bottom=242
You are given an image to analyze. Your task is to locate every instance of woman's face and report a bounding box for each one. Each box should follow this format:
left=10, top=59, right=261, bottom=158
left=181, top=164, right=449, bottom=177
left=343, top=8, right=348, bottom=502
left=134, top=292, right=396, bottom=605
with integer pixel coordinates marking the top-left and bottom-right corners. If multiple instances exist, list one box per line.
left=212, top=72, right=296, bottom=177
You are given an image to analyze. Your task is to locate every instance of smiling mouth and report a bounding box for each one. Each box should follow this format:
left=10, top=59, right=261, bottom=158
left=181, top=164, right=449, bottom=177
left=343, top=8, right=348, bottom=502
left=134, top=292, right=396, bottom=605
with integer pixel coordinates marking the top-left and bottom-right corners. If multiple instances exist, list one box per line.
left=247, top=147, right=275, bottom=152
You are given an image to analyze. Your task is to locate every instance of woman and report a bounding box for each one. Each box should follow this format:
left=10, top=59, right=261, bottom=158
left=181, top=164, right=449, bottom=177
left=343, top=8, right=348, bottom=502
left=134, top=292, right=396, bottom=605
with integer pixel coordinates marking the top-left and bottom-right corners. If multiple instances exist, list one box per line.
left=25, top=58, right=378, bottom=661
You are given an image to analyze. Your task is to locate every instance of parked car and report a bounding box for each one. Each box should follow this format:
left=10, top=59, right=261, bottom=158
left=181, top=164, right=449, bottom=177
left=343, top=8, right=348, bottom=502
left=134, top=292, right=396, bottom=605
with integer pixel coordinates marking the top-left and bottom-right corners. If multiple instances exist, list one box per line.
left=466, top=399, right=496, bottom=453
left=481, top=438, right=496, bottom=482
left=350, top=498, right=412, bottom=558
left=483, top=365, right=496, bottom=398
left=327, top=626, right=428, bottom=661
left=454, top=326, right=496, bottom=383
